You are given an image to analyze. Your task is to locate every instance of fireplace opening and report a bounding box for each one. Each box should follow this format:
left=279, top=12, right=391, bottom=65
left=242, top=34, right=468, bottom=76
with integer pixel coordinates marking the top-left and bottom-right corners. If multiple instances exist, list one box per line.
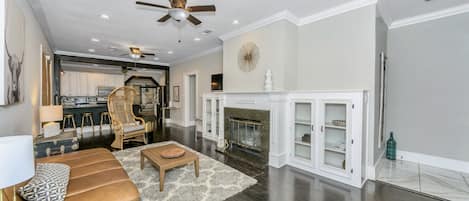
left=228, top=118, right=263, bottom=152
left=223, top=107, right=269, bottom=166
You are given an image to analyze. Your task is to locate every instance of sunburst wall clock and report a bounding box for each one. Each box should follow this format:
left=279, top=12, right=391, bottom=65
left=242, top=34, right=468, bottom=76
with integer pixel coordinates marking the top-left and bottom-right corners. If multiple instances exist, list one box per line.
left=238, top=42, right=260, bottom=72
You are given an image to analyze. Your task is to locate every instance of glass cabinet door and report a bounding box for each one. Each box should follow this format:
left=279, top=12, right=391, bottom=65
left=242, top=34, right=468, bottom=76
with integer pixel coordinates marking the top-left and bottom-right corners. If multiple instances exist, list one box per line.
left=321, top=102, right=349, bottom=173
left=205, top=99, right=212, bottom=134
left=293, top=101, right=315, bottom=161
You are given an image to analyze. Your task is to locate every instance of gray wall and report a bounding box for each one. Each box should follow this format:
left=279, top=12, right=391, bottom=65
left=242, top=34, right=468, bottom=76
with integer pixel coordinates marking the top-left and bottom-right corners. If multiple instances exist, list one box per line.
left=0, top=0, right=53, bottom=137
left=374, top=16, right=388, bottom=162
left=169, top=50, right=223, bottom=126
left=386, top=13, right=469, bottom=162
left=223, top=20, right=298, bottom=92
left=296, top=5, right=377, bottom=166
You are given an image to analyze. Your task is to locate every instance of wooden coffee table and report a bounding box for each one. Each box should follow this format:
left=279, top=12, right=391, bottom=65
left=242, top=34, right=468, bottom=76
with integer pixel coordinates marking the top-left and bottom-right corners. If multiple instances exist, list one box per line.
left=140, top=144, right=199, bottom=191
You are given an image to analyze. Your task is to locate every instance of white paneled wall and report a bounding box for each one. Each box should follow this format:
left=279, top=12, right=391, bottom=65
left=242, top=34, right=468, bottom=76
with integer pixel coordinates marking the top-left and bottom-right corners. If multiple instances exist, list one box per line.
left=61, top=71, right=124, bottom=96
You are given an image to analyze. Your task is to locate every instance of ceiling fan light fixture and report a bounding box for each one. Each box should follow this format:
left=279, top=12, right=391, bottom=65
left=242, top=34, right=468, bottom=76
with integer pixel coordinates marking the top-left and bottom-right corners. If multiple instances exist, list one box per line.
left=130, top=53, right=141, bottom=59
left=169, top=8, right=189, bottom=21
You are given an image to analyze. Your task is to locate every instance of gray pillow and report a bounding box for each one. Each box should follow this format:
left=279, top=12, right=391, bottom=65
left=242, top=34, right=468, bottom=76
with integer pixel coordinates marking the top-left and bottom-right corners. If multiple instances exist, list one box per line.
left=18, top=163, right=70, bottom=201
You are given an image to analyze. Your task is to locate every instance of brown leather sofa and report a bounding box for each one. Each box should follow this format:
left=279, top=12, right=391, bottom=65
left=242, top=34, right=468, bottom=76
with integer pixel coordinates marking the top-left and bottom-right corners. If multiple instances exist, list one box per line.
left=2, top=148, right=139, bottom=201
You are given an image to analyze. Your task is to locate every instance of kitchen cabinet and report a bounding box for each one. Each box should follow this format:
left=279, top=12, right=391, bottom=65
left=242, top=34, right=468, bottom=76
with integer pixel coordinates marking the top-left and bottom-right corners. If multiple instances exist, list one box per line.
left=60, top=71, right=124, bottom=97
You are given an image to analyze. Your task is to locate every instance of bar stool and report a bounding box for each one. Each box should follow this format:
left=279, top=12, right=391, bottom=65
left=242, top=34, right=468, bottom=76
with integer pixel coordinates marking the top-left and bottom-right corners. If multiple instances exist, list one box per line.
left=62, top=114, right=76, bottom=131
left=100, top=112, right=112, bottom=131
left=81, top=112, right=95, bottom=134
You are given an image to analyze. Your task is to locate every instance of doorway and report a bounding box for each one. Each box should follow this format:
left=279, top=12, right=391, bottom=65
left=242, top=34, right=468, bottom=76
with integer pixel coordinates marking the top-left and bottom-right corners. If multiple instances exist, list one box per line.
left=184, top=73, right=197, bottom=126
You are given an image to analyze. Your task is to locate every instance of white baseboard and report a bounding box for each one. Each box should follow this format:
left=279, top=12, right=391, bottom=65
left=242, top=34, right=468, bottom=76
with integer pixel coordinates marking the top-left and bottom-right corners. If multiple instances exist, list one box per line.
left=367, top=150, right=386, bottom=180
left=269, top=152, right=287, bottom=168
left=397, top=150, right=469, bottom=174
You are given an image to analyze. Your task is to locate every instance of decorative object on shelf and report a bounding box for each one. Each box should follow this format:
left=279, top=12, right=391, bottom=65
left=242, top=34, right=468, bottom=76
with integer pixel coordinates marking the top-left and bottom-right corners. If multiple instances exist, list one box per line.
left=173, top=86, right=180, bottom=102
left=264, top=69, right=273, bottom=91
left=386, top=132, right=397, bottom=160
left=238, top=42, right=260, bottom=72
left=301, top=134, right=311, bottom=143
left=1, top=0, right=26, bottom=105
left=342, top=160, right=346, bottom=169
left=40, top=105, right=64, bottom=138
left=0, top=135, right=35, bottom=199
left=160, top=147, right=186, bottom=159
left=332, top=120, right=346, bottom=127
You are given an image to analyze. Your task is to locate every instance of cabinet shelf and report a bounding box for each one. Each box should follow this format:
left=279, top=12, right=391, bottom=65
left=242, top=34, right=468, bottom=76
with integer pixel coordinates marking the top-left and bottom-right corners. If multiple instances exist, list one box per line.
left=325, top=146, right=346, bottom=154
left=325, top=123, right=346, bottom=130
left=295, top=120, right=311, bottom=126
left=295, top=140, right=311, bottom=147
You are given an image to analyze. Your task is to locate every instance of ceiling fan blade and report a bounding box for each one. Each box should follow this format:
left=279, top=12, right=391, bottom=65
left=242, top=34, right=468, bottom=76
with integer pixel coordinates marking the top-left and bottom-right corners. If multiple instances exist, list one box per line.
left=136, top=1, right=169, bottom=9
left=142, top=53, right=156, bottom=56
left=187, top=5, right=216, bottom=12
left=157, top=14, right=171, bottom=22
left=187, top=15, right=202, bottom=25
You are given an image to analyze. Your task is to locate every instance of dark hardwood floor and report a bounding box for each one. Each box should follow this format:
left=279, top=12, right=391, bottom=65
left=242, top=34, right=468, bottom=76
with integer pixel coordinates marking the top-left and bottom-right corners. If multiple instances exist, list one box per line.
left=78, top=124, right=444, bottom=201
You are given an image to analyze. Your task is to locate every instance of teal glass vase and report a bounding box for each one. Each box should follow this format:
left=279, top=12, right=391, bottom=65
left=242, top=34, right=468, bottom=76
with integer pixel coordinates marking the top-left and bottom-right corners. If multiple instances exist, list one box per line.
left=386, top=132, right=397, bottom=160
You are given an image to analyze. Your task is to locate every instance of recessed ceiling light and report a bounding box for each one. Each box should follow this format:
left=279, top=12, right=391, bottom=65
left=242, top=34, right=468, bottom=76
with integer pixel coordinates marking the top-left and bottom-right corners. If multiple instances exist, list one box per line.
left=168, top=51, right=174, bottom=54
left=194, top=37, right=201, bottom=41
left=91, top=38, right=100, bottom=42
left=233, top=20, right=240, bottom=25
left=88, top=49, right=96, bottom=53
left=100, top=14, right=110, bottom=20
left=153, top=57, right=160, bottom=61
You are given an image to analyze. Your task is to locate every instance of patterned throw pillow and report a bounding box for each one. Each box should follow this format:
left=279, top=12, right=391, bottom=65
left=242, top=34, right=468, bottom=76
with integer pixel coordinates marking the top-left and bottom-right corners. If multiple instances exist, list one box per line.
left=18, top=163, right=70, bottom=201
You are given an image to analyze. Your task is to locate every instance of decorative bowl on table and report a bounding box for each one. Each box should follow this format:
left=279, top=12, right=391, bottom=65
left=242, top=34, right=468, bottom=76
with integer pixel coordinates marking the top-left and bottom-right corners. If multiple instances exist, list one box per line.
left=160, top=148, right=186, bottom=159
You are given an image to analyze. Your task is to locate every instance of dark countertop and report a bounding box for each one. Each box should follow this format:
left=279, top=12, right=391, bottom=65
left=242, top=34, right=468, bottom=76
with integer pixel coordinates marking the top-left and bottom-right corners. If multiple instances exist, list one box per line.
left=63, top=103, right=107, bottom=109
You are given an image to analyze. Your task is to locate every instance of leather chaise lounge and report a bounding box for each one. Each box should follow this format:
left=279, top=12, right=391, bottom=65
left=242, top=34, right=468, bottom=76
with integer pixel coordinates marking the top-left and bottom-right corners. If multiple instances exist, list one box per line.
left=3, top=148, right=139, bottom=201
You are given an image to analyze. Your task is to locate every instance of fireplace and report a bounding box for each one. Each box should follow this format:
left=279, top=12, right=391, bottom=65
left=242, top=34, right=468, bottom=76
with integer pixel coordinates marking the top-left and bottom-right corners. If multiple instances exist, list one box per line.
left=223, top=107, right=269, bottom=165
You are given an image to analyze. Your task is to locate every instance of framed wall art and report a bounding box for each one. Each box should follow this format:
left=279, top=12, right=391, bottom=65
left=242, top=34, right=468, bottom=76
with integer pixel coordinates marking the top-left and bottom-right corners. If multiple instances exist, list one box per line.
left=1, top=0, right=26, bottom=105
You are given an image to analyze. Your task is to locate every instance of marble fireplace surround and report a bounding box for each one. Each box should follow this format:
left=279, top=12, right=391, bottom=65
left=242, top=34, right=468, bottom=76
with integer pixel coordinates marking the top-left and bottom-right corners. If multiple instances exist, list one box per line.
left=215, top=91, right=290, bottom=168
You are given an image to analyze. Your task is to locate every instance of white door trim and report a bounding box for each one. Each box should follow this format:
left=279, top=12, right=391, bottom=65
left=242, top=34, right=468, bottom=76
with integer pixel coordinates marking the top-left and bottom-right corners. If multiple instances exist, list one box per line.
left=183, top=72, right=198, bottom=127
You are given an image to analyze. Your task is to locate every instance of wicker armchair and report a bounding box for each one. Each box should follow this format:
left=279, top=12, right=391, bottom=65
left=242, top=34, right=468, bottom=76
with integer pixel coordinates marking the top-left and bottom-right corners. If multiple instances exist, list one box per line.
left=108, top=86, right=147, bottom=150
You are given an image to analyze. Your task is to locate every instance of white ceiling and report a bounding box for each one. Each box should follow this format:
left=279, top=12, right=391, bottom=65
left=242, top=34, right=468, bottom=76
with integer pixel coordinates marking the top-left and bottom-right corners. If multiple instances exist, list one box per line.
left=29, top=0, right=469, bottom=65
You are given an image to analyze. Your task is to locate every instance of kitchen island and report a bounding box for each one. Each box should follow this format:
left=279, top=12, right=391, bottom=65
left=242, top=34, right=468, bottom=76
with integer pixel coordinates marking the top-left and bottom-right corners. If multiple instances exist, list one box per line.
left=63, top=104, right=109, bottom=127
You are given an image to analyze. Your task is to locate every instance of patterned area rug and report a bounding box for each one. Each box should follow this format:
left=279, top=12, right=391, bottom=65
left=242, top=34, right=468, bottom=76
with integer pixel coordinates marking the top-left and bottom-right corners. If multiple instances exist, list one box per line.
left=113, top=141, right=257, bottom=201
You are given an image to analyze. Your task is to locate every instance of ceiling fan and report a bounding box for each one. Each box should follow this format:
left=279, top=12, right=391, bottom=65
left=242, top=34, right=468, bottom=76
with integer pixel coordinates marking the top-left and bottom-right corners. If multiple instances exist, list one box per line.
left=136, top=0, right=216, bottom=25
left=125, top=47, right=156, bottom=59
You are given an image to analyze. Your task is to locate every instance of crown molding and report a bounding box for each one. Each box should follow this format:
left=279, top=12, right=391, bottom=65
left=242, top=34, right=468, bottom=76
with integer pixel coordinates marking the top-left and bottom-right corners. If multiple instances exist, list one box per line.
left=219, top=10, right=299, bottom=41
left=170, top=46, right=222, bottom=66
left=54, top=50, right=170, bottom=66
left=389, top=3, right=469, bottom=29
left=218, top=0, right=377, bottom=41
left=298, top=0, right=377, bottom=26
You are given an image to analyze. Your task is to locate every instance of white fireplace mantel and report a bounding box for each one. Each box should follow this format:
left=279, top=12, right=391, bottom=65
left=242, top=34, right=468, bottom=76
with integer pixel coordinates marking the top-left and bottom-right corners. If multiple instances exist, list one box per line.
left=217, top=92, right=290, bottom=168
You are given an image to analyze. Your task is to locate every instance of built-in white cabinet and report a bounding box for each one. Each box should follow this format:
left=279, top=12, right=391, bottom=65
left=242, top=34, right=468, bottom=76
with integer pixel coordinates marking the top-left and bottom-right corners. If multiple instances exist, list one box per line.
left=60, top=71, right=124, bottom=96
left=202, top=94, right=223, bottom=142
left=288, top=92, right=365, bottom=188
